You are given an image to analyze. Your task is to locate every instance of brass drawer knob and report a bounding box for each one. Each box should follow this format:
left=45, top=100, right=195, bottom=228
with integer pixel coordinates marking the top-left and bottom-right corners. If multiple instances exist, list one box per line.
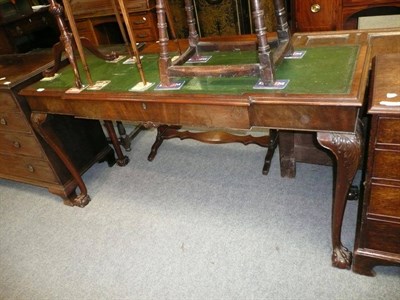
left=13, top=141, right=21, bottom=148
left=311, top=4, right=321, bottom=13
left=0, top=117, right=7, bottom=125
left=27, top=164, right=35, bottom=173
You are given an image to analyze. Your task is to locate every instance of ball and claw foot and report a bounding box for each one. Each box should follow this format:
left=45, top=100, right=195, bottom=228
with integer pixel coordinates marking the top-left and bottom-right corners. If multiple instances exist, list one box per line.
left=117, top=155, right=130, bottom=166
left=63, top=194, right=91, bottom=207
left=332, top=245, right=352, bottom=269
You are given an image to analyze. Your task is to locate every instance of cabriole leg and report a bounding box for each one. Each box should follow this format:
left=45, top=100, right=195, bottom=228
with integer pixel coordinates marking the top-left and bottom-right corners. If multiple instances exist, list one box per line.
left=317, top=122, right=363, bottom=269
left=31, top=112, right=90, bottom=207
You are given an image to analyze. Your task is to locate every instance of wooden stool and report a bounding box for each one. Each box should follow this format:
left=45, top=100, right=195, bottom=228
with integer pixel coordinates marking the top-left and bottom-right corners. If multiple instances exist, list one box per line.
left=149, top=0, right=292, bottom=175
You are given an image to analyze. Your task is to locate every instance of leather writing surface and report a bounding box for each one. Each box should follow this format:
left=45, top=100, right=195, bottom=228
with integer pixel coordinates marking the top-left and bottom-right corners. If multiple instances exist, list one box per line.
left=34, top=46, right=358, bottom=95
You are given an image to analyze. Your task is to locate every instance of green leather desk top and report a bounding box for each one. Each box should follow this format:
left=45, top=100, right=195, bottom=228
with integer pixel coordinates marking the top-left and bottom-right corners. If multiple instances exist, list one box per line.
left=32, top=45, right=359, bottom=95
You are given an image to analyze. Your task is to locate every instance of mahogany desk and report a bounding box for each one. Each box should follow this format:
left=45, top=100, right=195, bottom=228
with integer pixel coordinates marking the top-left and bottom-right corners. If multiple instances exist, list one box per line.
left=20, top=31, right=371, bottom=269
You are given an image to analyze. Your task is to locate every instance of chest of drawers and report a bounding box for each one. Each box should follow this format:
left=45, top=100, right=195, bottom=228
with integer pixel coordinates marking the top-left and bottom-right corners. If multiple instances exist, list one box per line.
left=0, top=50, right=115, bottom=206
left=352, top=53, right=400, bottom=276
left=293, top=0, right=400, bottom=32
left=0, top=7, right=59, bottom=54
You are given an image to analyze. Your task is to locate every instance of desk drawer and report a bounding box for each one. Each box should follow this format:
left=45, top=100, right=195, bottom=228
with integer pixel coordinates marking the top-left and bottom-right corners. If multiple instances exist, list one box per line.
left=369, top=183, right=400, bottom=217
left=372, top=149, right=400, bottom=180
left=377, top=117, right=400, bottom=145
left=130, top=13, right=154, bottom=29
left=127, top=0, right=155, bottom=11
left=0, top=153, right=58, bottom=184
left=0, top=112, right=31, bottom=133
left=0, top=132, right=43, bottom=157
left=0, top=92, right=18, bottom=112
left=134, top=28, right=156, bottom=42
left=363, top=219, right=400, bottom=254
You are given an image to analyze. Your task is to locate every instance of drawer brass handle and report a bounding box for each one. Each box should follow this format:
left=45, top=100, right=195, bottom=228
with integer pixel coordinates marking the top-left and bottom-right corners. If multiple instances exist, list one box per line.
left=13, top=141, right=21, bottom=148
left=133, top=17, right=147, bottom=25
left=311, top=4, right=321, bottom=13
left=137, top=33, right=148, bottom=38
left=0, top=118, right=7, bottom=125
left=27, top=164, right=35, bottom=173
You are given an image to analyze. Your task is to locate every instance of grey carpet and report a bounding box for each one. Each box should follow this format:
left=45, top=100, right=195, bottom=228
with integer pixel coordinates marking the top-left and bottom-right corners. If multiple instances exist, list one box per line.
left=0, top=129, right=399, bottom=299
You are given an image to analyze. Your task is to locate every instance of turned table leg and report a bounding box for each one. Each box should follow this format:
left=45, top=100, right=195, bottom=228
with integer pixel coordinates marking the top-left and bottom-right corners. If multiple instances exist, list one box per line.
left=317, top=121, right=363, bottom=269
left=103, top=120, right=130, bottom=166
left=31, top=113, right=90, bottom=207
left=262, top=129, right=278, bottom=175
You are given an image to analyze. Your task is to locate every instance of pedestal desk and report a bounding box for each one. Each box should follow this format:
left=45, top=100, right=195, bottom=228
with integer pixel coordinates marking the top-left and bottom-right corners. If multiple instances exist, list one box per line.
left=20, top=31, right=373, bottom=269
left=0, top=50, right=116, bottom=206
left=353, top=53, right=400, bottom=276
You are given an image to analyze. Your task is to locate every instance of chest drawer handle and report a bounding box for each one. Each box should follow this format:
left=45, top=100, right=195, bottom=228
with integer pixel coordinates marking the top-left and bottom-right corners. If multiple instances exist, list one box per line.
left=0, top=118, right=7, bottom=125
left=13, top=141, right=21, bottom=148
left=27, top=164, right=35, bottom=173
left=310, top=4, right=321, bottom=13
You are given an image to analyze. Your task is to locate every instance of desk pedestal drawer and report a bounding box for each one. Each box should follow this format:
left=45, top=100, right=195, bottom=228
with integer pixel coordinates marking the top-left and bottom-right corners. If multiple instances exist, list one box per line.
left=369, top=183, right=400, bottom=217
left=0, top=92, right=18, bottom=112
left=0, top=154, right=58, bottom=184
left=131, top=13, right=154, bottom=29
left=134, top=28, right=156, bottom=42
left=0, top=132, right=44, bottom=157
left=0, top=112, right=31, bottom=133
left=372, top=149, right=400, bottom=180
left=377, top=118, right=400, bottom=144
left=363, top=219, right=400, bottom=254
